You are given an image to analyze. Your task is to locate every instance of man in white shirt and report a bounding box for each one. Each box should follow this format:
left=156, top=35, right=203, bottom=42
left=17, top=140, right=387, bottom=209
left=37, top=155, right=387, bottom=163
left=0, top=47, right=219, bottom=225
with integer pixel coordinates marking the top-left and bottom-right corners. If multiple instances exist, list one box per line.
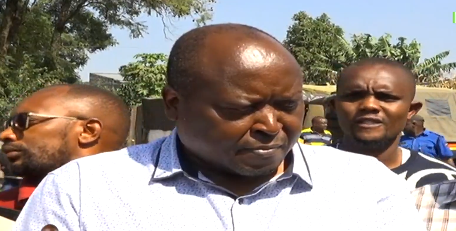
left=14, top=24, right=425, bottom=231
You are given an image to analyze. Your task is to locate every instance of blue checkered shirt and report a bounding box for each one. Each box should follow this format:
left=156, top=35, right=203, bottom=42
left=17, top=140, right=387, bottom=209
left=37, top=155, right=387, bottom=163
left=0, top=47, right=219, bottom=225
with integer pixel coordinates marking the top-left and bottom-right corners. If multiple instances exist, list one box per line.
left=14, top=129, right=425, bottom=231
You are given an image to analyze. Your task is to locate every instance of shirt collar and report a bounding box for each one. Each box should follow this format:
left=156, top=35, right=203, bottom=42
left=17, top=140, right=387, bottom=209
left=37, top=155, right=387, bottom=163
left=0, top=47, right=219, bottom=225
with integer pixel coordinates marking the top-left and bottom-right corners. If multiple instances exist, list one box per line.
left=421, top=129, right=430, bottom=136
left=148, top=129, right=185, bottom=181
left=149, top=128, right=313, bottom=187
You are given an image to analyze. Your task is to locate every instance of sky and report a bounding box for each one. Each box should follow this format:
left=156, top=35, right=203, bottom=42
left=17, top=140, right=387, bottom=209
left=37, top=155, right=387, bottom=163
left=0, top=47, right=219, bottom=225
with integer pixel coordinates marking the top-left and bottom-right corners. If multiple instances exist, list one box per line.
left=79, top=0, right=456, bottom=81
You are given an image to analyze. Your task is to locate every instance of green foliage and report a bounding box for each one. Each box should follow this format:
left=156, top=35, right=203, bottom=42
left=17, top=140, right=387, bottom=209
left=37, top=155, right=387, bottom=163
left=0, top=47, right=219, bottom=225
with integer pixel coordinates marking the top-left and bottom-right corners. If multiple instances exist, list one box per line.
left=0, top=0, right=215, bottom=121
left=0, top=55, right=70, bottom=123
left=116, top=53, right=168, bottom=107
left=283, top=12, right=346, bottom=85
left=285, top=11, right=456, bottom=85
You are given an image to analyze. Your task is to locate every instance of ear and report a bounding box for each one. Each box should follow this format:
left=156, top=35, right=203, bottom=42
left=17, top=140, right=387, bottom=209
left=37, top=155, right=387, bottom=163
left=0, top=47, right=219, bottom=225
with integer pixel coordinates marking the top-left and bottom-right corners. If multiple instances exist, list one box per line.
left=162, top=85, right=179, bottom=121
left=407, top=101, right=423, bottom=119
left=78, top=119, right=103, bottom=145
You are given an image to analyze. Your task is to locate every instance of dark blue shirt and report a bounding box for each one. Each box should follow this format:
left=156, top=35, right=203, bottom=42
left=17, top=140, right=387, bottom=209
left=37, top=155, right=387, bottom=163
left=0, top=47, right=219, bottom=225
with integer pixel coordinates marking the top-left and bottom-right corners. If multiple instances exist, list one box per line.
left=400, top=130, right=453, bottom=159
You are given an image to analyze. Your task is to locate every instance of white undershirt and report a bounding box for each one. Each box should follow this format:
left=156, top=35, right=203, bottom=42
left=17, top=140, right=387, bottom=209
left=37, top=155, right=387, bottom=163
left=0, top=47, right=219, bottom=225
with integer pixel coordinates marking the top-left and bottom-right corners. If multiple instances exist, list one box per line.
left=401, top=147, right=411, bottom=165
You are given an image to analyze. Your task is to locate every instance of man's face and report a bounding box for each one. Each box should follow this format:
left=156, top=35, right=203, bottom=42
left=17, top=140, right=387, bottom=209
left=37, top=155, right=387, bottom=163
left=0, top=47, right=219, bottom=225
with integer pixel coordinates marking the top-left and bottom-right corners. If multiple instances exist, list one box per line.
left=335, top=64, right=417, bottom=148
left=313, top=118, right=328, bottom=131
left=0, top=92, right=74, bottom=178
left=169, top=41, right=304, bottom=177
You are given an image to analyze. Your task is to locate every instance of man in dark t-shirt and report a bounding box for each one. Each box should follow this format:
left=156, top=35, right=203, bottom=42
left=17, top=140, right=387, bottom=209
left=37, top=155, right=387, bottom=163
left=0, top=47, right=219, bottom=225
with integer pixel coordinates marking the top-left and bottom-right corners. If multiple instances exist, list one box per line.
left=332, top=58, right=456, bottom=189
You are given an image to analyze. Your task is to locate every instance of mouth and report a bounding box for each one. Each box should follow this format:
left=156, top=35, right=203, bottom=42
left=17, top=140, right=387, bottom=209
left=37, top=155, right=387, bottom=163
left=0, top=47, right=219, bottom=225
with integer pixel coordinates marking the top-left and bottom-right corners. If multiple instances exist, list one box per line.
left=354, top=117, right=383, bottom=128
left=4, top=150, right=21, bottom=161
left=244, top=145, right=282, bottom=156
left=2, top=145, right=23, bottom=161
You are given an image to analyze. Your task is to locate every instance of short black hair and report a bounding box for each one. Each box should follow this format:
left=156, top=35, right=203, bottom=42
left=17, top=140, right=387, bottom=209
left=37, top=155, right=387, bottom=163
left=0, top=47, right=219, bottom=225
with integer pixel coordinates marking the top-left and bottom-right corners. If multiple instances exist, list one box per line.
left=43, top=84, right=131, bottom=147
left=312, top=116, right=325, bottom=123
left=337, top=57, right=417, bottom=95
left=167, top=23, right=278, bottom=96
left=411, top=114, right=424, bottom=122
left=66, top=84, right=130, bottom=145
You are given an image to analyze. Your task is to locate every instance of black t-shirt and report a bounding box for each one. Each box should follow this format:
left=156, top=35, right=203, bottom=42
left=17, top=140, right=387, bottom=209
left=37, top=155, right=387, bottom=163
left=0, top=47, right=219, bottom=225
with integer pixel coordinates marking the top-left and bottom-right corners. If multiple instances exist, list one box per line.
left=332, top=143, right=456, bottom=189
left=391, top=149, right=456, bottom=188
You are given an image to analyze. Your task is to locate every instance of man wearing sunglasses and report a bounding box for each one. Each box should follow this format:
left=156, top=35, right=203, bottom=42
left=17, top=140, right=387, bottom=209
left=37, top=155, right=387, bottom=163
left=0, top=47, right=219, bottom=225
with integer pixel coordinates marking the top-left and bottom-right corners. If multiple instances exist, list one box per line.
left=0, top=84, right=130, bottom=210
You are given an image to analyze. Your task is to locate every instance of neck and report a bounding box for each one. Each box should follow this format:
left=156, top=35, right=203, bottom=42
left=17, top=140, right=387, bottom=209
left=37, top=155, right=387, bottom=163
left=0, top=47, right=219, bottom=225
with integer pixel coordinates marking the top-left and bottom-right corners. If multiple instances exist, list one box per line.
left=339, top=136, right=402, bottom=169
left=415, top=128, right=424, bottom=136
left=200, top=162, right=286, bottom=196
left=182, top=149, right=287, bottom=196
left=311, top=127, right=324, bottom=134
left=21, top=175, right=44, bottom=187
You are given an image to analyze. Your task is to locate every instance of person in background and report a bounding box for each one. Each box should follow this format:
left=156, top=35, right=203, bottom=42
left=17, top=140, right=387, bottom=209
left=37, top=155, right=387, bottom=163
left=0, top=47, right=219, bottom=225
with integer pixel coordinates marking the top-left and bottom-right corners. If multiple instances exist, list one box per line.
left=401, top=115, right=455, bottom=166
left=333, top=57, right=456, bottom=189
left=0, top=84, right=130, bottom=210
left=298, top=116, right=332, bottom=145
left=15, top=23, right=424, bottom=231
left=412, top=179, right=456, bottom=231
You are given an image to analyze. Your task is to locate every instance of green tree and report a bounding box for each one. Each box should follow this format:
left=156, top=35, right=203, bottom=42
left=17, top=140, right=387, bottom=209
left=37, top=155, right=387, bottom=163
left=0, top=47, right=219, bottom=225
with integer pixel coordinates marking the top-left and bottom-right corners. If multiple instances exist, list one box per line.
left=413, top=51, right=456, bottom=84
left=285, top=11, right=456, bottom=85
left=283, top=11, right=347, bottom=85
left=116, top=53, right=168, bottom=107
left=319, top=33, right=421, bottom=73
left=0, top=0, right=215, bottom=123
left=325, top=33, right=456, bottom=84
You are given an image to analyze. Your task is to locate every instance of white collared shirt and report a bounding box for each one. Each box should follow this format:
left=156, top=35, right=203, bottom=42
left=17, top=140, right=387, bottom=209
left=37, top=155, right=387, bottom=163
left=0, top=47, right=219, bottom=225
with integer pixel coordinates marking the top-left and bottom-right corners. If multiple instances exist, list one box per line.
left=14, top=129, right=425, bottom=231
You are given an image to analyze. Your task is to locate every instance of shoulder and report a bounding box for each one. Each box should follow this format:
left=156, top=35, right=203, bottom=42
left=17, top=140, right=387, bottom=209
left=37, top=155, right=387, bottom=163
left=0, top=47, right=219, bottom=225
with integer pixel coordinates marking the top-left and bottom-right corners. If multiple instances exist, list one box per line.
left=299, top=144, right=392, bottom=177
left=299, top=144, right=410, bottom=198
left=51, top=137, right=167, bottom=179
left=301, top=128, right=312, bottom=133
left=402, top=150, right=456, bottom=187
left=411, top=150, right=456, bottom=171
left=423, top=130, right=442, bottom=139
left=324, top=130, right=332, bottom=135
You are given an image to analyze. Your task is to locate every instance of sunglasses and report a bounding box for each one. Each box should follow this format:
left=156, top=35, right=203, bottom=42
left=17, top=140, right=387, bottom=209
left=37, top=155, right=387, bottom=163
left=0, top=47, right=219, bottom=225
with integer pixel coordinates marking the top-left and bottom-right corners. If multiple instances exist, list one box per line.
left=4, top=112, right=82, bottom=131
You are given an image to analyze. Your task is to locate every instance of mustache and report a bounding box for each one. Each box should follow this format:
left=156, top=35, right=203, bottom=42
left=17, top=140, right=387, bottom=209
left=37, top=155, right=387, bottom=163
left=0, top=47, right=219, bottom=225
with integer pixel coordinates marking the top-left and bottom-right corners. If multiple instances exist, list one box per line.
left=1, top=143, right=27, bottom=153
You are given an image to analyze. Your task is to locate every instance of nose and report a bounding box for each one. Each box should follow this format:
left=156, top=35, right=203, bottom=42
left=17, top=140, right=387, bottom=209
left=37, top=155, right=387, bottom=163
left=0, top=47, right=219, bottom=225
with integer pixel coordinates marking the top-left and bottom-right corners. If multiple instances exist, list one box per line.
left=251, top=106, right=282, bottom=137
left=0, top=127, right=18, bottom=143
left=359, top=95, right=380, bottom=112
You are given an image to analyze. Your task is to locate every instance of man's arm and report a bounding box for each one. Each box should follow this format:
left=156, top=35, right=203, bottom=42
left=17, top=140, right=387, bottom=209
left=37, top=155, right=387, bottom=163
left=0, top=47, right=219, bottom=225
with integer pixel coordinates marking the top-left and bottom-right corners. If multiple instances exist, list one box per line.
left=435, top=136, right=455, bottom=166
left=14, top=162, right=81, bottom=231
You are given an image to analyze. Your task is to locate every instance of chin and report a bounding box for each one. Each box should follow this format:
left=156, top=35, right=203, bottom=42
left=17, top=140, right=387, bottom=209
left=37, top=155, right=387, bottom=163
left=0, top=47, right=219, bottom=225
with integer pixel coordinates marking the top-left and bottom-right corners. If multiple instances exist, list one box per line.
left=354, top=135, right=384, bottom=142
left=233, top=162, right=281, bottom=177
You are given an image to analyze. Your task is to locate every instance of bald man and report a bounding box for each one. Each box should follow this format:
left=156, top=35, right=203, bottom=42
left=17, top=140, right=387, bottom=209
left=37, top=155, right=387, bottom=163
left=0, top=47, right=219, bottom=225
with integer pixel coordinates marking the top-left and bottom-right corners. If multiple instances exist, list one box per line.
left=402, top=115, right=454, bottom=165
left=15, top=24, right=424, bottom=231
left=298, top=116, right=332, bottom=145
left=0, top=84, right=130, bottom=210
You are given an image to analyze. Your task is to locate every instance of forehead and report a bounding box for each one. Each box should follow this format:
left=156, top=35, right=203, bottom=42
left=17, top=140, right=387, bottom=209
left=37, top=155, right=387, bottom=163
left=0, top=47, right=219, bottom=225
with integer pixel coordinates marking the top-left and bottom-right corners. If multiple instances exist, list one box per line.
left=14, top=90, right=68, bottom=115
left=198, top=39, right=303, bottom=99
left=339, top=64, right=410, bottom=92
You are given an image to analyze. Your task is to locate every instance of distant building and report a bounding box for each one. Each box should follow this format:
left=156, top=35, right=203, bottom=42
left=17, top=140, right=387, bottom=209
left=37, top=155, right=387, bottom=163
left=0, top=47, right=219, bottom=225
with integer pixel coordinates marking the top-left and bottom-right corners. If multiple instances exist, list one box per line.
left=88, top=73, right=124, bottom=90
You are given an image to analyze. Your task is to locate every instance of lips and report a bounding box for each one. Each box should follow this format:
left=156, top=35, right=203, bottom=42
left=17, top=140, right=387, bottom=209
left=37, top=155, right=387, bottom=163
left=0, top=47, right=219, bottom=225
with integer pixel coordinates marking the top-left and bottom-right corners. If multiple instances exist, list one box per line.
left=243, top=145, right=282, bottom=157
left=2, top=144, right=24, bottom=161
left=354, top=116, right=383, bottom=128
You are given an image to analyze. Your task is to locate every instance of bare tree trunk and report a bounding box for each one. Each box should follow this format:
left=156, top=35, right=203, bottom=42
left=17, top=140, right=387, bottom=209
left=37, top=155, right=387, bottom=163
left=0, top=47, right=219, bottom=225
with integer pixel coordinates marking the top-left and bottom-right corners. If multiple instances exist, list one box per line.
left=0, top=0, right=19, bottom=59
